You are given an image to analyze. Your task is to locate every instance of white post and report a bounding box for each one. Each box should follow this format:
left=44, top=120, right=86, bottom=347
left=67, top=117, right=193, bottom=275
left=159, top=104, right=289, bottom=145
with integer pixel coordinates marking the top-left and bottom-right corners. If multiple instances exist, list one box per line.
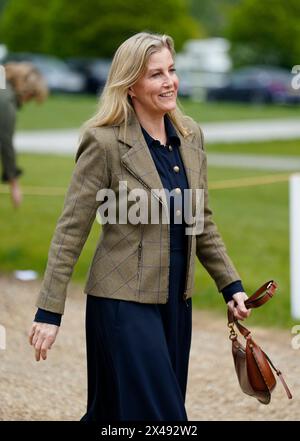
left=0, top=64, right=6, bottom=89
left=290, top=174, right=300, bottom=319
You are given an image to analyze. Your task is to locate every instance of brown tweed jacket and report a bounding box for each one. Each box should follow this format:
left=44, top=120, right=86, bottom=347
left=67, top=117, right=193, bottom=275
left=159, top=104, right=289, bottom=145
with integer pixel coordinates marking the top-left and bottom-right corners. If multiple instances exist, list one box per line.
left=35, top=111, right=241, bottom=314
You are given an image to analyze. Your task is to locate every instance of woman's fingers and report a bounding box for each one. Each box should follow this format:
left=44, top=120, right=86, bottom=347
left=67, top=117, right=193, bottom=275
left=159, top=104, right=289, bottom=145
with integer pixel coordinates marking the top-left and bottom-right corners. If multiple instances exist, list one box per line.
left=231, top=292, right=252, bottom=320
left=28, top=323, right=37, bottom=345
left=35, top=335, right=53, bottom=361
left=233, top=306, right=248, bottom=321
left=31, top=327, right=40, bottom=346
left=34, top=333, right=45, bottom=361
left=38, top=338, right=49, bottom=361
left=227, top=293, right=252, bottom=321
left=29, top=322, right=59, bottom=361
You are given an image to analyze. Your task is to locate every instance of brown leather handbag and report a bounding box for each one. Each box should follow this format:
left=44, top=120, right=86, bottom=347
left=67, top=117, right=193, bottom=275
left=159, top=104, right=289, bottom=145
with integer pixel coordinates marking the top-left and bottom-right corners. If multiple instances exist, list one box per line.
left=227, top=280, right=292, bottom=404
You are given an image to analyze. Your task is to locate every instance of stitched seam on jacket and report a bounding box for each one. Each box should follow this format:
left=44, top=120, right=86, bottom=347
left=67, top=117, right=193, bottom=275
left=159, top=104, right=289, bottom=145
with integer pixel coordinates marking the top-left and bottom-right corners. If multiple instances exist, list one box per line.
left=88, top=245, right=138, bottom=293
left=209, top=230, right=235, bottom=282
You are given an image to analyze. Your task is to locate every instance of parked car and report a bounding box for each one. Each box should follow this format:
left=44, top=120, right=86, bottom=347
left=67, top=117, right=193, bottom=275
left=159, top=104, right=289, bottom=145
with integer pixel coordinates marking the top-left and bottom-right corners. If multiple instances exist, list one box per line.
left=206, top=65, right=300, bottom=104
left=66, top=57, right=111, bottom=95
left=3, top=52, right=86, bottom=94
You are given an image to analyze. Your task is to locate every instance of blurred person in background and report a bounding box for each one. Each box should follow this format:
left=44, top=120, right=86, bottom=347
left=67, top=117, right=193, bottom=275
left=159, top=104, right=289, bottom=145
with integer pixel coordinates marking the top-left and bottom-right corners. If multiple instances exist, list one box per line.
left=0, top=62, right=48, bottom=208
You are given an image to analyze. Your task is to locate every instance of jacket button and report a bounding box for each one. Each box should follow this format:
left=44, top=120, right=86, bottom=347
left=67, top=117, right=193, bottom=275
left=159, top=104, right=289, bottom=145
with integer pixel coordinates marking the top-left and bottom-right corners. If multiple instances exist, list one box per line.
left=175, top=187, right=181, bottom=194
left=168, top=145, right=173, bottom=151
left=173, top=165, right=180, bottom=173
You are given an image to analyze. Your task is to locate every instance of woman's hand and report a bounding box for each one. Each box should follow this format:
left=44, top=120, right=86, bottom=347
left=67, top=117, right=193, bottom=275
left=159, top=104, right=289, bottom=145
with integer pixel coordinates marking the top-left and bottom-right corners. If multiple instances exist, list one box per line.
left=227, top=291, right=251, bottom=321
left=28, top=322, right=59, bottom=361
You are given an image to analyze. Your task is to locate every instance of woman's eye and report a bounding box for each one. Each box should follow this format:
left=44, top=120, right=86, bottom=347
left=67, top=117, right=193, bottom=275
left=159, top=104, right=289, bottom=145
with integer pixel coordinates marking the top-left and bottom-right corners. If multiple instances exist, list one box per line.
left=151, top=68, right=176, bottom=78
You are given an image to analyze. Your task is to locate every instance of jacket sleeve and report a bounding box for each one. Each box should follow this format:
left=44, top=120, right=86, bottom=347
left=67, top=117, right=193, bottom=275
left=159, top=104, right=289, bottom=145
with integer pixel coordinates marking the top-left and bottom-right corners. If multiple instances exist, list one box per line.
left=34, top=308, right=62, bottom=326
left=35, top=128, right=110, bottom=314
left=195, top=124, right=242, bottom=292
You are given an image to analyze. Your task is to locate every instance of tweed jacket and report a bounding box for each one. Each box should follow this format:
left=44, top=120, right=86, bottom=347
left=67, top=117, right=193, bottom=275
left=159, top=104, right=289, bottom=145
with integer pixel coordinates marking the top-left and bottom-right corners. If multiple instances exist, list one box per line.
left=35, top=111, right=241, bottom=314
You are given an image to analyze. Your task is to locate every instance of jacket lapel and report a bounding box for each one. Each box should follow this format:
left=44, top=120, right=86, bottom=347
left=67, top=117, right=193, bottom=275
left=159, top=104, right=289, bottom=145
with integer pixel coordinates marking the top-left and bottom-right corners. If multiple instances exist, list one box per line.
left=118, top=111, right=203, bottom=216
left=119, top=113, right=164, bottom=202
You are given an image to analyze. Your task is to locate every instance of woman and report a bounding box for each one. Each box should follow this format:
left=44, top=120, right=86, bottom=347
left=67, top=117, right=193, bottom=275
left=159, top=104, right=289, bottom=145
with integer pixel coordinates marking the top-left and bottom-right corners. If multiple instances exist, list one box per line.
left=29, top=32, right=251, bottom=421
left=0, top=62, right=48, bottom=207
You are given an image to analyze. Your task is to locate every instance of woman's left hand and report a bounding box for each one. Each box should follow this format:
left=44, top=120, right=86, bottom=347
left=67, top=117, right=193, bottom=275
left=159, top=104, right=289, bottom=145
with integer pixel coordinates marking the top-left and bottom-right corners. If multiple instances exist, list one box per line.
left=227, top=291, right=251, bottom=321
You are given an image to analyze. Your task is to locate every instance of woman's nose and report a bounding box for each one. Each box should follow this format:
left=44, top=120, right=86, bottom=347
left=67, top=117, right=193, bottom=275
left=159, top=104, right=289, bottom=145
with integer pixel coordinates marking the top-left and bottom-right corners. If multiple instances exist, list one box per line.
left=162, top=73, right=173, bottom=86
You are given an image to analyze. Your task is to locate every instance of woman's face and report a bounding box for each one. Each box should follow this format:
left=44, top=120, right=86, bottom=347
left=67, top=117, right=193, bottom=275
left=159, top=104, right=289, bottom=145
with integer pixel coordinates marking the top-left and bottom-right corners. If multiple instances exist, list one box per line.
left=129, top=47, right=179, bottom=117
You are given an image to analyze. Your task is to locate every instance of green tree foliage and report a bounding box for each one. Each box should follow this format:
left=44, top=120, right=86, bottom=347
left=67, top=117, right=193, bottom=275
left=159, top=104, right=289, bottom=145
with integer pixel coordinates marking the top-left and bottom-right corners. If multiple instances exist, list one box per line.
left=0, top=0, right=49, bottom=52
left=225, top=0, right=300, bottom=68
left=0, top=0, right=201, bottom=57
left=0, top=0, right=7, bottom=13
left=188, top=0, right=241, bottom=37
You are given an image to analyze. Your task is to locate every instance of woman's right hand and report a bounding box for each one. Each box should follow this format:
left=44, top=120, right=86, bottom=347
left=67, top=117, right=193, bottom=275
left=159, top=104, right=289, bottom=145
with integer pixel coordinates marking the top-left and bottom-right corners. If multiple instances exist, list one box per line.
left=29, top=322, right=60, bottom=361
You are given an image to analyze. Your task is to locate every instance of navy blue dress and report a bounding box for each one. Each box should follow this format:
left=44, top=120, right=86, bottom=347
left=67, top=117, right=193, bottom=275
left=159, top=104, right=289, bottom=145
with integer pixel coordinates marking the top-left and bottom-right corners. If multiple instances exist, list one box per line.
left=81, top=115, right=192, bottom=421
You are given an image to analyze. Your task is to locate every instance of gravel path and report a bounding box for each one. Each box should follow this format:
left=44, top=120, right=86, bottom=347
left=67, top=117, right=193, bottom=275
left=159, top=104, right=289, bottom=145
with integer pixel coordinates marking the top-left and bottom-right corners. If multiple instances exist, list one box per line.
left=0, top=274, right=298, bottom=421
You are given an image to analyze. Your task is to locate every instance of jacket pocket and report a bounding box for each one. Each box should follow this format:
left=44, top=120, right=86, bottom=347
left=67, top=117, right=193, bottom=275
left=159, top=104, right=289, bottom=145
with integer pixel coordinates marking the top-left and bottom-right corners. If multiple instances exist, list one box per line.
left=137, top=241, right=143, bottom=282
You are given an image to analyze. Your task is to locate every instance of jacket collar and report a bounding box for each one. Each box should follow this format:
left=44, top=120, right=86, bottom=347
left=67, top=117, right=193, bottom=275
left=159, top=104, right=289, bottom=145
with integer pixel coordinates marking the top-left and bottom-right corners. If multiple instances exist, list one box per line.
left=140, top=114, right=181, bottom=149
left=117, top=110, right=203, bottom=216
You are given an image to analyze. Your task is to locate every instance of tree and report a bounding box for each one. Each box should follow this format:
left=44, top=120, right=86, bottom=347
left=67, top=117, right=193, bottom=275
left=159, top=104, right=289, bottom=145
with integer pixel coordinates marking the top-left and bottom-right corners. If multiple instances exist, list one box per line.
left=0, top=0, right=8, bottom=14
left=188, top=0, right=241, bottom=37
left=225, top=0, right=300, bottom=68
left=0, top=0, right=201, bottom=57
left=0, top=0, right=49, bottom=53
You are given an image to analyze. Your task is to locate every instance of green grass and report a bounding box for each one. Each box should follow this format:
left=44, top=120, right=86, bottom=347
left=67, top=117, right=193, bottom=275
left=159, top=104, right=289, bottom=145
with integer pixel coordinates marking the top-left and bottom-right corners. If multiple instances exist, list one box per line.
left=206, top=138, right=300, bottom=156
left=180, top=98, right=300, bottom=123
left=0, top=149, right=295, bottom=328
left=194, top=167, right=292, bottom=329
left=16, top=94, right=300, bottom=131
left=0, top=153, right=99, bottom=282
left=17, top=94, right=99, bottom=131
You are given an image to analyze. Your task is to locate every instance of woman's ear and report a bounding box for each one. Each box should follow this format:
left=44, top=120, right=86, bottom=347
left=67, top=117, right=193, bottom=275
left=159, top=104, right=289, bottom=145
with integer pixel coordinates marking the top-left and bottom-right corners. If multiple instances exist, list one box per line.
left=128, top=86, right=135, bottom=98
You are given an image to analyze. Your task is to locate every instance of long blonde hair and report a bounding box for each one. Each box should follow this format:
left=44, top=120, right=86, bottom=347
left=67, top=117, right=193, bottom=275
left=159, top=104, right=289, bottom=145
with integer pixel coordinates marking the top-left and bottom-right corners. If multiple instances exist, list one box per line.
left=4, top=62, right=48, bottom=103
left=82, top=31, right=192, bottom=137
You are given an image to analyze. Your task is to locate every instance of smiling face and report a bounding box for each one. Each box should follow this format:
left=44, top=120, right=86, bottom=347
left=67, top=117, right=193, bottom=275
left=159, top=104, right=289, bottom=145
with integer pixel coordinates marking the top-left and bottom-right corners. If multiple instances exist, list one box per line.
left=129, top=46, right=179, bottom=118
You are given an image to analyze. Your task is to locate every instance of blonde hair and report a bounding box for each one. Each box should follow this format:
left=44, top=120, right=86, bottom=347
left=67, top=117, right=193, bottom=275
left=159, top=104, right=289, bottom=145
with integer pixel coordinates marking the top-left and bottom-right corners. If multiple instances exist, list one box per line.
left=82, top=31, right=192, bottom=137
left=4, top=62, right=48, bottom=103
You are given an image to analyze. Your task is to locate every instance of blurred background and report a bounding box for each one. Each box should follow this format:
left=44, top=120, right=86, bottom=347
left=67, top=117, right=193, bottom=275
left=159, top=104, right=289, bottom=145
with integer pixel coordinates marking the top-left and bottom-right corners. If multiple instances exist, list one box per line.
left=1, top=0, right=300, bottom=423
left=0, top=0, right=300, bottom=329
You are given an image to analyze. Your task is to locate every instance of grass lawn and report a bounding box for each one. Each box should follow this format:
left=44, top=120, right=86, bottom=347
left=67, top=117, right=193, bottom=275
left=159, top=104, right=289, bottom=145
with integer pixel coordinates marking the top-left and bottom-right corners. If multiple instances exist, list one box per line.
left=206, top=138, right=300, bottom=156
left=194, top=167, right=291, bottom=329
left=16, top=94, right=300, bottom=131
left=0, top=149, right=295, bottom=328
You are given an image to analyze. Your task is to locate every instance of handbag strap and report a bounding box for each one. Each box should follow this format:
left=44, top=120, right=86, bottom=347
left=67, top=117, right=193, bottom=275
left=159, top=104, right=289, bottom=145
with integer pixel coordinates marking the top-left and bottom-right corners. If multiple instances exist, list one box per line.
left=227, top=280, right=277, bottom=337
left=244, top=280, right=277, bottom=309
left=263, top=351, right=293, bottom=399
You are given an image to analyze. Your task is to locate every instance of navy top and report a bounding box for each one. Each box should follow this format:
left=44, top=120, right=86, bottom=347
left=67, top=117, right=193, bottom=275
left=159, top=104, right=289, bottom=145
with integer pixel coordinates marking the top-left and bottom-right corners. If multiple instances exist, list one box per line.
left=35, top=115, right=243, bottom=326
